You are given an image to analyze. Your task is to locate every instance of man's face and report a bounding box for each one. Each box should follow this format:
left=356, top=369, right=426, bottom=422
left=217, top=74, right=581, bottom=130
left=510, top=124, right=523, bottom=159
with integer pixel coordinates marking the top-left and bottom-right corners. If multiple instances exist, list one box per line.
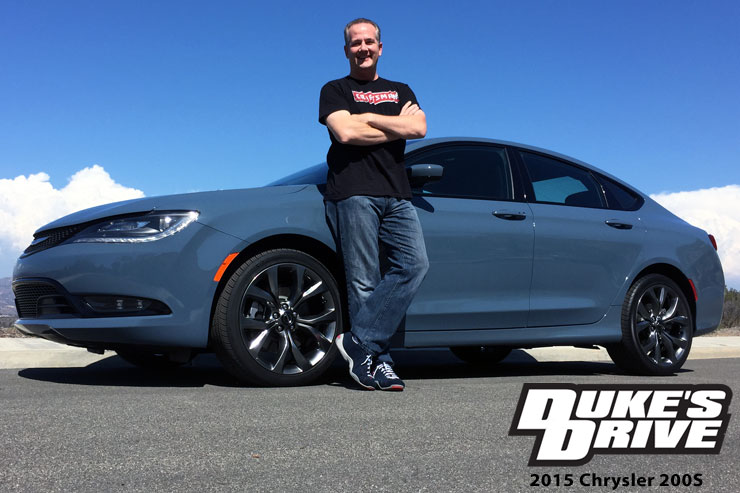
left=344, top=23, right=382, bottom=75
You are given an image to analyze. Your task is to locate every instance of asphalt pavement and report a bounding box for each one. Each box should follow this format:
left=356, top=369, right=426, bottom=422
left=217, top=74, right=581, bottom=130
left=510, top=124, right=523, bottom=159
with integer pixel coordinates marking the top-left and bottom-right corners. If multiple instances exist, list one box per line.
left=1, top=352, right=739, bottom=492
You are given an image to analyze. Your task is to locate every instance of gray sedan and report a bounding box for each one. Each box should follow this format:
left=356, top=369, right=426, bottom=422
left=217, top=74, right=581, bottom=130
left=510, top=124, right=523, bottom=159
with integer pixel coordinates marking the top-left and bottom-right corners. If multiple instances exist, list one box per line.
left=12, top=138, right=725, bottom=385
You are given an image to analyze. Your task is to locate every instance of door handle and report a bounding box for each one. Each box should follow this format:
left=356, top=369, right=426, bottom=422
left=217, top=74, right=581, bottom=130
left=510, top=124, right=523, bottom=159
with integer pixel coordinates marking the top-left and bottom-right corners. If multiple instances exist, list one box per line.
left=605, top=219, right=633, bottom=230
left=493, top=210, right=527, bottom=221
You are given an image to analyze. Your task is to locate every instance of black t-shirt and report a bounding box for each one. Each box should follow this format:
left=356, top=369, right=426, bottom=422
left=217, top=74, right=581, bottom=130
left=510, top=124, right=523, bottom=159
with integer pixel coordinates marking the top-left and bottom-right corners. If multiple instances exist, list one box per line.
left=318, top=76, right=419, bottom=201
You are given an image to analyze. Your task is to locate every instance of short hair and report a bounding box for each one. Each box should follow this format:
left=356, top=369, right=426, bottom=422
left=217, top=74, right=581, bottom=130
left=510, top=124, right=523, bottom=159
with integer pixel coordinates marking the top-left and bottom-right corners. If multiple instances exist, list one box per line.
left=344, top=18, right=381, bottom=46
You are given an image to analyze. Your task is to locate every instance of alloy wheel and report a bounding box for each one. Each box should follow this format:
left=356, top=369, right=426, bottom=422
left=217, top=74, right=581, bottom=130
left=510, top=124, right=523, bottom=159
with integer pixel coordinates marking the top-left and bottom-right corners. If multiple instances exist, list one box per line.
left=632, top=283, right=691, bottom=368
left=238, top=262, right=338, bottom=374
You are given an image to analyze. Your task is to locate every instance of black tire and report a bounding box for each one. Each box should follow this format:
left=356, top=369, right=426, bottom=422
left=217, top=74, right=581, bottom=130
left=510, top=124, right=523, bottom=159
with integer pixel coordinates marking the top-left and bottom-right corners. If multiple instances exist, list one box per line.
left=450, top=346, right=512, bottom=365
left=607, top=274, right=693, bottom=375
left=211, top=249, right=342, bottom=386
left=115, top=349, right=188, bottom=370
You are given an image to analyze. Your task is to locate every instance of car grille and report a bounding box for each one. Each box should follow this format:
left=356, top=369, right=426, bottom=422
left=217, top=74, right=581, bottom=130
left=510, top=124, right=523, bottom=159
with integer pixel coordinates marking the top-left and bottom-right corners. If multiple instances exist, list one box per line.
left=13, top=281, right=79, bottom=318
left=23, top=224, right=85, bottom=256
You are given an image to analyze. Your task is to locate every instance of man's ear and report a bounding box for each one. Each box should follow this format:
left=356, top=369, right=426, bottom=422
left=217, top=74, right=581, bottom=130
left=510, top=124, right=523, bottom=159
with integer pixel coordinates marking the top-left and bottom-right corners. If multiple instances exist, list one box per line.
left=378, top=41, right=383, bottom=57
left=344, top=44, right=349, bottom=59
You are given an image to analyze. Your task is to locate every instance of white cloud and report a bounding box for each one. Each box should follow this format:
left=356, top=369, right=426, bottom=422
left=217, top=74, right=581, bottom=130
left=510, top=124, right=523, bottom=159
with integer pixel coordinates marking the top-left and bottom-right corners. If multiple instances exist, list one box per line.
left=650, top=184, right=740, bottom=289
left=0, top=166, right=144, bottom=275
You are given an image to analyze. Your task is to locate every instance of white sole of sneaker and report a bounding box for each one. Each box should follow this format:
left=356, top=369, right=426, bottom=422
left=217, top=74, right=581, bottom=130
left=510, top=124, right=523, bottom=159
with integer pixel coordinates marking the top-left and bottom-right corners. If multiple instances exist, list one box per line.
left=336, top=333, right=375, bottom=391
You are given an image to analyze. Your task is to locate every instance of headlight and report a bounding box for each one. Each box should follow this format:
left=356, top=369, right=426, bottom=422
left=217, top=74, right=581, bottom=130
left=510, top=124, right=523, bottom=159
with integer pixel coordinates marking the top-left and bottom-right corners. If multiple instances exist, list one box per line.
left=71, top=211, right=199, bottom=243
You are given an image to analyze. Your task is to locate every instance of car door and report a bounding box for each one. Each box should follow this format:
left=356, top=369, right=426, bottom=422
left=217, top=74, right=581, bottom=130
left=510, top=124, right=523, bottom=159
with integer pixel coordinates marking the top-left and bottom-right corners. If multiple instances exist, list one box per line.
left=516, top=149, right=647, bottom=327
left=403, top=143, right=534, bottom=331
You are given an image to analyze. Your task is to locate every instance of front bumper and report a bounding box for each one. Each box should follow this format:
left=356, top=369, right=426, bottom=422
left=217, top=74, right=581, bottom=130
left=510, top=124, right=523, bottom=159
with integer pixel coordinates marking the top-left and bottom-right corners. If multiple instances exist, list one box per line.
left=12, top=222, right=246, bottom=349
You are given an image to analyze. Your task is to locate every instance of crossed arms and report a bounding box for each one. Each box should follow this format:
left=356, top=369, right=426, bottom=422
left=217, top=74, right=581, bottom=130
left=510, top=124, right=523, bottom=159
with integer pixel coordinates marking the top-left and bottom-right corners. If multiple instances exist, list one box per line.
left=325, top=101, right=427, bottom=146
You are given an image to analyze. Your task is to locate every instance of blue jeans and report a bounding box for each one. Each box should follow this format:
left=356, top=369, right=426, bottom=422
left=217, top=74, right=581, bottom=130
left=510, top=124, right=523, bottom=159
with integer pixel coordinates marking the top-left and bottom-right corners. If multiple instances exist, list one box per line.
left=325, top=196, right=429, bottom=365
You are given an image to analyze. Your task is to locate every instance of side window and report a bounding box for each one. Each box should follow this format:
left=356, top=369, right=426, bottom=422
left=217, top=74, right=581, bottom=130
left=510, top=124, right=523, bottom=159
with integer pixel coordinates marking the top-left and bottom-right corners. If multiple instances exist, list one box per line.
left=406, top=145, right=513, bottom=200
left=596, top=175, right=644, bottom=211
left=520, top=151, right=605, bottom=208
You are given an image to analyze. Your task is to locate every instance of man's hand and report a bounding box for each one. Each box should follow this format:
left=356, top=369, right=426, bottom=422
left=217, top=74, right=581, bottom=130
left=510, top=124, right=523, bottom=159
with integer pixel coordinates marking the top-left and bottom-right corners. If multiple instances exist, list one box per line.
left=363, top=101, right=427, bottom=140
left=325, top=101, right=427, bottom=146
left=399, top=101, right=422, bottom=116
left=325, top=110, right=398, bottom=146
left=351, top=102, right=420, bottom=124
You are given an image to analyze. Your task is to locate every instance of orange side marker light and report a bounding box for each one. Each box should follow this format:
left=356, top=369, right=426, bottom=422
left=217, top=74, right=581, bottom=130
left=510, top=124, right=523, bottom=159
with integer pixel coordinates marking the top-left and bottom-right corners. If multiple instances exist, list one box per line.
left=213, top=253, right=239, bottom=282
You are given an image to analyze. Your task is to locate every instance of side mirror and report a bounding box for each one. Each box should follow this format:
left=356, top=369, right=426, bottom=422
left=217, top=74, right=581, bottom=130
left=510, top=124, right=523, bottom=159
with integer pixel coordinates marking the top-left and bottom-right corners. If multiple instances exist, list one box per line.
left=406, top=164, right=444, bottom=188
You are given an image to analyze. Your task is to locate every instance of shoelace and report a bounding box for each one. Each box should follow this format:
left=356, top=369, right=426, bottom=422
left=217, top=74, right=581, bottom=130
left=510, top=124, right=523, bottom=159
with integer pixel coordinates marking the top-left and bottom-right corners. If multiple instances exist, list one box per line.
left=361, top=355, right=374, bottom=376
left=375, top=362, right=399, bottom=380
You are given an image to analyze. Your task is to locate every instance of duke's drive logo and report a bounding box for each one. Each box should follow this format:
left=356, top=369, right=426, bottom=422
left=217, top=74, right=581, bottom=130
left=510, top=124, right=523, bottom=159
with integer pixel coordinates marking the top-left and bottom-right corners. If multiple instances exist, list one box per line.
left=352, top=90, right=399, bottom=105
left=509, top=384, right=732, bottom=466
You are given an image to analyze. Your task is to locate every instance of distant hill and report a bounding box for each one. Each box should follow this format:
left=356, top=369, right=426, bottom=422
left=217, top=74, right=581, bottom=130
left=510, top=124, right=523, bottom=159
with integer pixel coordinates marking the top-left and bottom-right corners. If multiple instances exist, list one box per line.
left=0, top=277, right=17, bottom=317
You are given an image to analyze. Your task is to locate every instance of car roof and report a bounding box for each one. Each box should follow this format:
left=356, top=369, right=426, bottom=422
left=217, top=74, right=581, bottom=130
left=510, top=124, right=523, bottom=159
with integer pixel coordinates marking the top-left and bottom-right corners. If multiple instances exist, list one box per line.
left=407, top=137, right=592, bottom=167
left=406, top=137, right=636, bottom=193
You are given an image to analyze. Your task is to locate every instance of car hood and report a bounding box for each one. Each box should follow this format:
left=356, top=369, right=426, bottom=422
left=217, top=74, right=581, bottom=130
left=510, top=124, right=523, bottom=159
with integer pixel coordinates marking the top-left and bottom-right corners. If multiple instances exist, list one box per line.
left=36, top=185, right=308, bottom=233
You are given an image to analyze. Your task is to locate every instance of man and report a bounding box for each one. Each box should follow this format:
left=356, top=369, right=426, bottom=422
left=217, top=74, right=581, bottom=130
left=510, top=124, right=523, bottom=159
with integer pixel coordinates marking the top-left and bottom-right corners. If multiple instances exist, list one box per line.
left=319, top=18, right=429, bottom=391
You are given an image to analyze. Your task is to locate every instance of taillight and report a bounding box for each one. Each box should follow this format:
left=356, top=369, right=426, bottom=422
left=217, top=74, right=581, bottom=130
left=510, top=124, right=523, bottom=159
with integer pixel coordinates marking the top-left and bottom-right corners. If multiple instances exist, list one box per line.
left=708, top=234, right=717, bottom=251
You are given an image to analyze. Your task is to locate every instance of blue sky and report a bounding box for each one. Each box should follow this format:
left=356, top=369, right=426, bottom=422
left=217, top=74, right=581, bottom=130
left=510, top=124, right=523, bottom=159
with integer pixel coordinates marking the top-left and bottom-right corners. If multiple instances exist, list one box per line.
left=1, top=1, right=739, bottom=285
left=2, top=0, right=738, bottom=195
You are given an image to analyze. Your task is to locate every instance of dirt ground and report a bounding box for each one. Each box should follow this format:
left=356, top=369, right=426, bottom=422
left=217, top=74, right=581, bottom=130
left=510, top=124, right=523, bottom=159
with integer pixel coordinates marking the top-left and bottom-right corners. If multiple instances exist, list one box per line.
left=0, top=325, right=26, bottom=338
left=707, top=326, right=740, bottom=337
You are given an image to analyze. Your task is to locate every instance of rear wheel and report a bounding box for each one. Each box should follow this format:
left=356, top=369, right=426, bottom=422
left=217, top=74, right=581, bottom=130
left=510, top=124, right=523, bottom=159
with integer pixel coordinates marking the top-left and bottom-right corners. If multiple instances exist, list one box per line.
left=211, top=249, right=342, bottom=386
left=607, top=274, right=693, bottom=375
left=450, top=346, right=512, bottom=365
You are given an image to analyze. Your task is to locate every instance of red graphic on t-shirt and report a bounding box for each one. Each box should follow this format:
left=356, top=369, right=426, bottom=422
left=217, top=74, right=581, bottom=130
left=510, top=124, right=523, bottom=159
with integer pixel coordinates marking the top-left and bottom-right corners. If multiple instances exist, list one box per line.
left=352, top=90, right=399, bottom=105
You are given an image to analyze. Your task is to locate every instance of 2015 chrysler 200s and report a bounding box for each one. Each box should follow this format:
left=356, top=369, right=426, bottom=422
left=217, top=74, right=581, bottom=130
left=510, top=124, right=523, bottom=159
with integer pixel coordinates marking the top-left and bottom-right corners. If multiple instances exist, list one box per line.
left=12, top=138, right=724, bottom=385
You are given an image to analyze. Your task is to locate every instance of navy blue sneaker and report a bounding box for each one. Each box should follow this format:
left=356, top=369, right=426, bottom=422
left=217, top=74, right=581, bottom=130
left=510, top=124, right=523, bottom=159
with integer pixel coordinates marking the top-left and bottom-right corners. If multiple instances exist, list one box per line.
left=336, top=333, right=376, bottom=390
left=372, top=362, right=405, bottom=391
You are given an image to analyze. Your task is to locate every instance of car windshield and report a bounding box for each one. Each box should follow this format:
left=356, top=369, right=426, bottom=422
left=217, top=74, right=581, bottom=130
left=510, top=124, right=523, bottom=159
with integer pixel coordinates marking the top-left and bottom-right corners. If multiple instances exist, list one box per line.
left=268, top=163, right=328, bottom=186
